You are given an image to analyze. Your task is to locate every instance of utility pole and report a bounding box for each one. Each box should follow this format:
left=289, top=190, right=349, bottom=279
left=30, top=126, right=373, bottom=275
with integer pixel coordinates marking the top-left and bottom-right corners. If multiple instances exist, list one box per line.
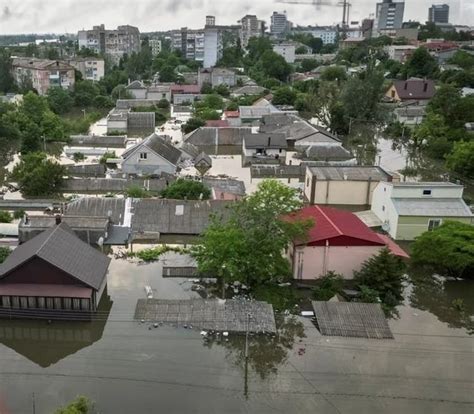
left=244, top=312, right=251, bottom=399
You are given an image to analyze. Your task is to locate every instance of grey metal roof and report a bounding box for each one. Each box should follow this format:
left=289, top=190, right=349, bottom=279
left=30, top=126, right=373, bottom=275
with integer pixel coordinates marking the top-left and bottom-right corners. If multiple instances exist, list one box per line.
left=304, top=145, right=353, bottom=160
left=65, top=198, right=126, bottom=225
left=20, top=216, right=109, bottom=230
left=312, top=301, right=393, bottom=339
left=239, top=106, right=278, bottom=118
left=244, top=133, right=288, bottom=149
left=392, top=198, right=473, bottom=217
left=122, top=134, right=182, bottom=165
left=126, top=80, right=146, bottom=89
left=184, top=127, right=251, bottom=146
left=389, top=182, right=462, bottom=188
left=66, top=164, right=106, bottom=177
left=194, top=152, right=212, bottom=167
left=69, top=135, right=126, bottom=148
left=131, top=199, right=232, bottom=235
left=233, top=85, right=266, bottom=95
left=0, top=222, right=110, bottom=290
left=308, top=166, right=391, bottom=181
left=61, top=178, right=169, bottom=194
left=394, top=106, right=426, bottom=117
left=202, top=178, right=246, bottom=196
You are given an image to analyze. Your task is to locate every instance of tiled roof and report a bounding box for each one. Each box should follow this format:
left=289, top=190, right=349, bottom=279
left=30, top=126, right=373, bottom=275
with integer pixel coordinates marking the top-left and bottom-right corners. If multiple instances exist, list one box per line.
left=0, top=222, right=110, bottom=290
left=392, top=79, right=436, bottom=100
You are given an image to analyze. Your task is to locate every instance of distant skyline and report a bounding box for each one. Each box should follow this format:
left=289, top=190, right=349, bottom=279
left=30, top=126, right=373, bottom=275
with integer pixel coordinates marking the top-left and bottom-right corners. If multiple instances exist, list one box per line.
left=0, top=0, right=472, bottom=34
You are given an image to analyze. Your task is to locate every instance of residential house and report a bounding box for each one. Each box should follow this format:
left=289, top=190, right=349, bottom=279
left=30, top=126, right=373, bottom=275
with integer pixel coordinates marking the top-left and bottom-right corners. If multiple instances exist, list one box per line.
left=0, top=222, right=110, bottom=318
left=286, top=205, right=408, bottom=280
left=371, top=182, right=473, bottom=240
left=11, top=58, right=75, bottom=95
left=198, top=68, right=236, bottom=87
left=126, top=81, right=148, bottom=99
left=223, top=110, right=241, bottom=126
left=184, top=127, right=251, bottom=149
left=121, top=133, right=182, bottom=176
left=67, top=57, right=105, bottom=81
left=242, top=133, right=288, bottom=165
left=393, top=105, right=426, bottom=126
left=231, top=85, right=266, bottom=97
left=384, top=45, right=417, bottom=62
left=171, top=84, right=202, bottom=105
left=304, top=165, right=397, bottom=206
left=106, top=109, right=155, bottom=134
left=385, top=78, right=436, bottom=104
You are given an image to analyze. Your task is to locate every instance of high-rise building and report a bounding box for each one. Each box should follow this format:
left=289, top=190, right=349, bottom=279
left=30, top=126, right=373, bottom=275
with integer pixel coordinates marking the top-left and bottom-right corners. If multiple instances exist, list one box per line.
left=78, top=24, right=140, bottom=64
left=270, top=11, right=290, bottom=37
left=428, top=4, right=450, bottom=24
left=206, top=16, right=216, bottom=27
left=239, top=15, right=264, bottom=47
left=374, top=0, right=405, bottom=35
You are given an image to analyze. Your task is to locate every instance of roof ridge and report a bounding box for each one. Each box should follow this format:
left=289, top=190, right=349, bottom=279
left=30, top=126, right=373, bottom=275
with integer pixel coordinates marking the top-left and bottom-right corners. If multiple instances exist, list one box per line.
left=315, top=205, right=343, bottom=236
left=36, top=224, right=61, bottom=255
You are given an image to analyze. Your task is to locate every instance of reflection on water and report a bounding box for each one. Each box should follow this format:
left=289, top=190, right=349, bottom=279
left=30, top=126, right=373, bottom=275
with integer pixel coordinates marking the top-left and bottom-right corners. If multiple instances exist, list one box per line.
left=0, top=290, right=113, bottom=367
left=410, top=271, right=474, bottom=334
left=203, top=315, right=305, bottom=380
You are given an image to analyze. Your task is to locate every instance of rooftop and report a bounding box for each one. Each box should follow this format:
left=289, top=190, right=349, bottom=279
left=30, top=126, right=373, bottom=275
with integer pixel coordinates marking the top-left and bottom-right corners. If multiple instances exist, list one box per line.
left=307, top=166, right=391, bottom=181
left=0, top=222, right=110, bottom=290
left=244, top=133, right=288, bottom=149
left=122, top=133, right=182, bottom=165
left=392, top=198, right=473, bottom=217
left=392, top=79, right=436, bottom=100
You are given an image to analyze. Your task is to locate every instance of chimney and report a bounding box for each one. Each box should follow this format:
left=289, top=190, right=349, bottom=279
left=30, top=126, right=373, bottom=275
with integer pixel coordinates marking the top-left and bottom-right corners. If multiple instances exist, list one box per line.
left=268, top=136, right=271, bottom=147
left=55, top=215, right=61, bottom=225
left=404, top=82, right=408, bottom=90
left=423, top=82, right=428, bottom=92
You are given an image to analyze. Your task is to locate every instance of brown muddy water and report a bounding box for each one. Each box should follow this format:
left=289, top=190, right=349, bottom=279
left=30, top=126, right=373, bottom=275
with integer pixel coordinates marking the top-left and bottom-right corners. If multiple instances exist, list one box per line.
left=0, top=254, right=473, bottom=414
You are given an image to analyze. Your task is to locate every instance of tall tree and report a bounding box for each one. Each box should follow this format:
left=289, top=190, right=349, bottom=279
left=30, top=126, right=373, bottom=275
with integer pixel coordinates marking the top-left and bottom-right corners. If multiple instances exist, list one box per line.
left=0, top=48, right=14, bottom=93
left=403, top=47, right=439, bottom=79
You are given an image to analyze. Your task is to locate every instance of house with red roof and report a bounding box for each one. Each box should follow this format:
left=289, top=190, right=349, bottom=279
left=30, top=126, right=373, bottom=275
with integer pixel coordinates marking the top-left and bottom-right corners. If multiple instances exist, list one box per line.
left=286, top=205, right=408, bottom=280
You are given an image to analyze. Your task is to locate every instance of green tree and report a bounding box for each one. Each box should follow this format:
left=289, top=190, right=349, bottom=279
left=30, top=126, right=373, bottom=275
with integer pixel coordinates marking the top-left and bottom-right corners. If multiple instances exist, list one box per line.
left=403, top=47, right=439, bottom=79
left=300, top=59, right=319, bottom=72
left=0, top=211, right=13, bottom=223
left=11, top=152, right=65, bottom=196
left=55, top=396, right=93, bottom=414
left=411, top=221, right=474, bottom=279
left=182, top=117, right=205, bottom=134
left=159, top=64, right=177, bottom=82
left=0, top=48, right=14, bottom=93
left=272, top=86, right=297, bottom=106
left=448, top=50, right=474, bottom=70
left=312, top=271, right=344, bottom=301
left=320, top=66, right=347, bottom=82
left=73, top=80, right=101, bottom=107
left=446, top=140, right=474, bottom=178
left=354, top=248, right=406, bottom=312
left=193, top=180, right=312, bottom=295
left=47, top=87, right=74, bottom=114
left=258, top=50, right=292, bottom=82
left=160, top=179, right=211, bottom=200
left=201, top=94, right=224, bottom=110
left=111, top=84, right=133, bottom=100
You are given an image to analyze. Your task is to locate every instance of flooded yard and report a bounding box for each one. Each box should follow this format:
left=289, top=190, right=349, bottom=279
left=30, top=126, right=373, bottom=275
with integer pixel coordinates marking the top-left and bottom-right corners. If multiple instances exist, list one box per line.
left=0, top=255, right=473, bottom=414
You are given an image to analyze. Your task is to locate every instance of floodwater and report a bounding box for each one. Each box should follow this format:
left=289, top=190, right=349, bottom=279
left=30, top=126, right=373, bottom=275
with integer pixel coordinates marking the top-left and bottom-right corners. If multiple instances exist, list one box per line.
left=0, top=255, right=473, bottom=414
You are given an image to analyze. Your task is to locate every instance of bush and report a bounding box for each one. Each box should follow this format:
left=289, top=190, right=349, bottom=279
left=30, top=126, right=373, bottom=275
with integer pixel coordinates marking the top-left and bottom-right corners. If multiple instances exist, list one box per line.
left=99, top=151, right=116, bottom=165
left=134, top=245, right=185, bottom=262
left=0, top=247, right=11, bottom=264
left=0, top=211, right=12, bottom=223
left=126, top=185, right=151, bottom=198
left=73, top=152, right=85, bottom=162
left=182, top=117, right=205, bottom=134
left=160, top=179, right=211, bottom=200
left=157, top=99, right=170, bottom=109
left=311, top=271, right=344, bottom=301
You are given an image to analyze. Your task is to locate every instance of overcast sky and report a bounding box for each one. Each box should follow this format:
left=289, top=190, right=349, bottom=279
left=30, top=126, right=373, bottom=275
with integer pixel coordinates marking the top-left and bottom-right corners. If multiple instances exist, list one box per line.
left=0, top=0, right=471, bottom=34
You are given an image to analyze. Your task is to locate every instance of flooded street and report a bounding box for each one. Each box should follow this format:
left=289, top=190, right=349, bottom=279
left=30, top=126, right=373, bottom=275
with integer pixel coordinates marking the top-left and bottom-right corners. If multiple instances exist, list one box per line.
left=0, top=256, right=473, bottom=414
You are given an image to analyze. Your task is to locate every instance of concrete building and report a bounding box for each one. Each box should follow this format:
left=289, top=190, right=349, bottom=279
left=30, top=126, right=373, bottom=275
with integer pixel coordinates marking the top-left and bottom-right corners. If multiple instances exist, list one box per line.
left=242, top=133, right=288, bottom=165
left=384, top=45, right=417, bottom=62
left=67, top=57, right=105, bottom=81
left=374, top=0, right=405, bottom=35
left=149, top=39, right=162, bottom=57
left=78, top=24, right=140, bottom=64
left=292, top=26, right=338, bottom=44
left=428, top=4, right=450, bottom=24
left=121, top=133, right=182, bottom=176
left=371, top=182, right=473, bottom=240
left=270, top=11, right=290, bottom=37
left=11, top=58, right=75, bottom=96
left=286, top=206, right=408, bottom=280
left=273, top=42, right=296, bottom=63
left=239, top=15, right=264, bottom=47
left=393, top=105, right=426, bottom=126
left=206, top=16, right=216, bottom=27
left=304, top=166, right=397, bottom=206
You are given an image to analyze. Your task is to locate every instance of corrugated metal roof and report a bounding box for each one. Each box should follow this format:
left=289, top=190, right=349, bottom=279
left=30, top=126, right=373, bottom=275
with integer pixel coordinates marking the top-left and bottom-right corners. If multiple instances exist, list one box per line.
left=244, top=133, right=288, bottom=148
left=392, top=198, right=473, bottom=217
left=65, top=198, right=126, bottom=225
left=312, top=301, right=393, bottom=339
left=287, top=205, right=386, bottom=246
left=0, top=222, right=110, bottom=290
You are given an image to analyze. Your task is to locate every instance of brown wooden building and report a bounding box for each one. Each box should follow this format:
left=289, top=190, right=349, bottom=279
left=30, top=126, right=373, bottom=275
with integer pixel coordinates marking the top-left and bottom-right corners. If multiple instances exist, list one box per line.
left=0, top=222, right=110, bottom=319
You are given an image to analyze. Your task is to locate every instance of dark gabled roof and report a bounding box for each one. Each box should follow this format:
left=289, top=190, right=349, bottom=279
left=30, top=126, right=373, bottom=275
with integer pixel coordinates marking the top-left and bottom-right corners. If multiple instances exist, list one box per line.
left=126, top=80, right=146, bottom=89
left=0, top=222, right=110, bottom=290
left=244, top=133, right=288, bottom=149
left=194, top=152, right=212, bottom=167
left=392, top=79, right=436, bottom=100
left=122, top=134, right=182, bottom=165
left=304, top=145, right=353, bottom=160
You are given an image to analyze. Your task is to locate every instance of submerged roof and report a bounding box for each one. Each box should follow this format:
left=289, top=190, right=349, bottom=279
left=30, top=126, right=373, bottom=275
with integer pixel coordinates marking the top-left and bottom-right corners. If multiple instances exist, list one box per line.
left=0, top=222, right=110, bottom=290
left=392, top=198, right=473, bottom=217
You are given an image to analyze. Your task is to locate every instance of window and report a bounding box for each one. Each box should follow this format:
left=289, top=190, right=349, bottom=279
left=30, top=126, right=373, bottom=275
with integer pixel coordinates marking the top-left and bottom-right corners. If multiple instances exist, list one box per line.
left=428, top=219, right=442, bottom=231
left=391, top=90, right=395, bottom=98
left=139, top=152, right=147, bottom=160
left=422, top=189, right=432, bottom=196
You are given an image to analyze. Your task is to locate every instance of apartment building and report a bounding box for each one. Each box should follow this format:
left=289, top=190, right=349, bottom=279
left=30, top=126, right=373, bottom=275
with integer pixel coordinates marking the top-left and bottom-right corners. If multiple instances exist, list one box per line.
left=68, top=57, right=105, bottom=81
left=428, top=4, right=449, bottom=24
left=11, top=58, right=75, bottom=95
left=374, top=0, right=405, bottom=36
left=291, top=26, right=338, bottom=44
left=78, top=24, right=140, bottom=64
left=239, top=15, right=264, bottom=47
left=149, top=39, right=162, bottom=57
left=270, top=11, right=291, bottom=37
